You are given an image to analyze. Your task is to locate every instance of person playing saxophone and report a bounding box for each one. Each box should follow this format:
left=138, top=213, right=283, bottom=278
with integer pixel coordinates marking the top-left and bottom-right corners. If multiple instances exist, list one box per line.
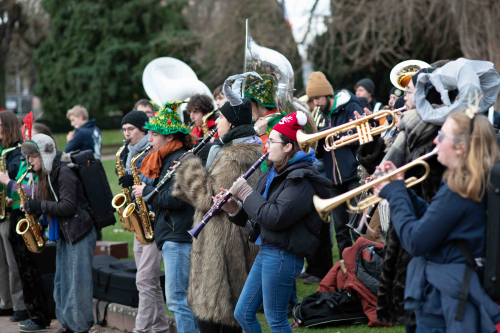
left=131, top=102, right=198, bottom=333
left=117, top=109, right=171, bottom=333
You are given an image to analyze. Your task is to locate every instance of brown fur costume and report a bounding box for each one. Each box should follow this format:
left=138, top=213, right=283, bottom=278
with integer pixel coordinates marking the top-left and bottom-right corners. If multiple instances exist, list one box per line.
left=173, top=143, right=262, bottom=327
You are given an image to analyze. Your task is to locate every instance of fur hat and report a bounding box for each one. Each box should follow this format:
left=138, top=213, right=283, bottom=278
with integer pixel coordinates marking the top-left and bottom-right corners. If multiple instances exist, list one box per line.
left=306, top=72, right=334, bottom=98
left=21, top=134, right=57, bottom=174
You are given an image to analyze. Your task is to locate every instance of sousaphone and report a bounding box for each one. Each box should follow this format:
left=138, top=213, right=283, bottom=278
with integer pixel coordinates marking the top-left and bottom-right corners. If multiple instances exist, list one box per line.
left=390, top=59, right=430, bottom=90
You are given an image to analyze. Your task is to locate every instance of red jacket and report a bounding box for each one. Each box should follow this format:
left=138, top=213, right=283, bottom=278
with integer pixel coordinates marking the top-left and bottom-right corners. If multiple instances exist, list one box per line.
left=318, top=237, right=391, bottom=327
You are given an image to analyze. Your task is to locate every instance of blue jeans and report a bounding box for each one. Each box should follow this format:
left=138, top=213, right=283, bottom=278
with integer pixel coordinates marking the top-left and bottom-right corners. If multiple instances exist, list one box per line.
left=415, top=322, right=446, bottom=333
left=54, top=227, right=96, bottom=332
left=234, top=247, right=304, bottom=333
left=161, top=241, right=198, bottom=333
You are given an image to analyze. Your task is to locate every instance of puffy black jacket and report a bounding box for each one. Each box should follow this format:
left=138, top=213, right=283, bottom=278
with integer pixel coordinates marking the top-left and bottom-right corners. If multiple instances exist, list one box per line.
left=143, top=147, right=195, bottom=250
left=228, top=161, right=332, bottom=258
left=316, top=90, right=362, bottom=185
left=41, top=151, right=94, bottom=245
left=1, top=141, right=22, bottom=222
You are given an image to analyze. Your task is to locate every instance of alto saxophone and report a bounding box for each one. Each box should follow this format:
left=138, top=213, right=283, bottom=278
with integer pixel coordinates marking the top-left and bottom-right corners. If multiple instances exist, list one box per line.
left=201, top=111, right=215, bottom=138
left=123, top=146, right=154, bottom=244
left=16, top=166, right=46, bottom=253
left=0, top=145, right=21, bottom=219
left=111, top=141, right=139, bottom=232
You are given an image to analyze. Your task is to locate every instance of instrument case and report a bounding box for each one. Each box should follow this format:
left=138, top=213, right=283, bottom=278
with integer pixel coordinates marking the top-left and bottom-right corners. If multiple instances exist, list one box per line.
left=92, top=255, right=166, bottom=308
left=67, top=150, right=116, bottom=229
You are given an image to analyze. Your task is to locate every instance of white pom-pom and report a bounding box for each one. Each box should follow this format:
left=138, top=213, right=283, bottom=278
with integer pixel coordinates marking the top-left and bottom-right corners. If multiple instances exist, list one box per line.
left=296, top=111, right=307, bottom=126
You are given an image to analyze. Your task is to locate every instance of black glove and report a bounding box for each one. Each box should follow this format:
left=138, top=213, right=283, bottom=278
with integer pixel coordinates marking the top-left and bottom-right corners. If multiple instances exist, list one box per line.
left=25, top=199, right=42, bottom=215
left=118, top=174, right=134, bottom=188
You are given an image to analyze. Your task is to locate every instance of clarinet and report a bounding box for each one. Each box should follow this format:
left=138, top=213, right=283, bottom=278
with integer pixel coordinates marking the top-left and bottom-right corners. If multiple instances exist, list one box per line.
left=143, top=128, right=218, bottom=204
left=188, top=152, right=269, bottom=239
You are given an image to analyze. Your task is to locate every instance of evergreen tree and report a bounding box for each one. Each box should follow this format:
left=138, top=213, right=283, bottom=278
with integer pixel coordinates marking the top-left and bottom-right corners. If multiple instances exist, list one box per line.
left=34, top=0, right=198, bottom=123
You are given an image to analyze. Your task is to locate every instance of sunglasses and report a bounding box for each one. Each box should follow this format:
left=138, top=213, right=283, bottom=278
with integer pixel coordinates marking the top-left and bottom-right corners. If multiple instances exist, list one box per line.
left=437, top=130, right=460, bottom=143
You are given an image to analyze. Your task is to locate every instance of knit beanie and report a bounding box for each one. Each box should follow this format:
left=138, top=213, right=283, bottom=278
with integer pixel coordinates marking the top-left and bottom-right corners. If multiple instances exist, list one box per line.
left=272, top=111, right=308, bottom=141
left=390, top=87, right=403, bottom=97
left=122, top=111, right=149, bottom=132
left=394, top=96, right=406, bottom=110
left=354, top=78, right=375, bottom=96
left=21, top=134, right=57, bottom=174
left=306, top=72, right=334, bottom=98
left=219, top=99, right=253, bottom=126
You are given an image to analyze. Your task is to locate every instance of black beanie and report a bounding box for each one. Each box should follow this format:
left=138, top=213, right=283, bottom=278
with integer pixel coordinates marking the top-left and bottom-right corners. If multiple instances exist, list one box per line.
left=354, top=78, right=375, bottom=96
left=390, top=87, right=404, bottom=97
left=394, top=95, right=406, bottom=110
left=219, top=98, right=253, bottom=127
left=122, top=111, right=149, bottom=132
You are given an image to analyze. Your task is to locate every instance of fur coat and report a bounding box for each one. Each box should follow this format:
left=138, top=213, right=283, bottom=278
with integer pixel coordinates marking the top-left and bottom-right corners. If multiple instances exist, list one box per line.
left=173, top=142, right=262, bottom=327
left=377, top=109, right=445, bottom=325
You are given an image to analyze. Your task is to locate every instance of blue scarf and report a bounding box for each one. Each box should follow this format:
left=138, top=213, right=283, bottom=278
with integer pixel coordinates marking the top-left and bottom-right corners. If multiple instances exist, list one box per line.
left=256, top=149, right=316, bottom=246
left=43, top=214, right=59, bottom=241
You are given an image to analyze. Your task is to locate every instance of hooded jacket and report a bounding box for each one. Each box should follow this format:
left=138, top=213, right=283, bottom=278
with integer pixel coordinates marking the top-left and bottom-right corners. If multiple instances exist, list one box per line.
left=65, top=119, right=102, bottom=159
left=228, top=151, right=332, bottom=258
left=41, top=151, right=94, bottom=245
left=316, top=90, right=363, bottom=185
left=143, top=147, right=195, bottom=249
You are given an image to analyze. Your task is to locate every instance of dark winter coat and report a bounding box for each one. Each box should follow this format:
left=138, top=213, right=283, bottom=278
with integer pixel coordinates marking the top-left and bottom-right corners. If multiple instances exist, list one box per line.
left=143, top=147, right=195, bottom=250
left=316, top=90, right=363, bottom=185
left=228, top=161, right=332, bottom=258
left=1, top=141, right=22, bottom=222
left=41, top=151, right=94, bottom=245
left=65, top=119, right=102, bottom=159
left=379, top=180, right=500, bottom=330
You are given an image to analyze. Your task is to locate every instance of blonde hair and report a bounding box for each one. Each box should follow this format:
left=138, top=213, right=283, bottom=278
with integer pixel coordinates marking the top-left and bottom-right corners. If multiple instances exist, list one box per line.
left=66, top=105, right=89, bottom=120
left=444, top=112, right=500, bottom=202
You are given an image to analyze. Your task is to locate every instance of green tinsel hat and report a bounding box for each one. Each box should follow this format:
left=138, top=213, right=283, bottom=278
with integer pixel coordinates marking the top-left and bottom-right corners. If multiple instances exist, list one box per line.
left=144, top=101, right=189, bottom=136
left=244, top=75, right=276, bottom=109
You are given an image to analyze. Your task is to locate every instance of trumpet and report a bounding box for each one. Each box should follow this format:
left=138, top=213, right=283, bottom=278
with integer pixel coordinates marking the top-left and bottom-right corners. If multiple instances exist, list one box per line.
left=297, top=110, right=395, bottom=153
left=313, top=148, right=437, bottom=221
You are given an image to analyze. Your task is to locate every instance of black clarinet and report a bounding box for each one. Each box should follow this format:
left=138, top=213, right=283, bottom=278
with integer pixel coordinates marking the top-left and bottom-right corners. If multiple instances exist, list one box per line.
left=143, top=128, right=218, bottom=204
left=188, top=152, right=269, bottom=239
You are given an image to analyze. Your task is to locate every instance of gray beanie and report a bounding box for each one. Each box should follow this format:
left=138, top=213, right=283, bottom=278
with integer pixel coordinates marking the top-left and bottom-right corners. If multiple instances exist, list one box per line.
left=21, top=134, right=57, bottom=174
left=354, top=78, right=375, bottom=96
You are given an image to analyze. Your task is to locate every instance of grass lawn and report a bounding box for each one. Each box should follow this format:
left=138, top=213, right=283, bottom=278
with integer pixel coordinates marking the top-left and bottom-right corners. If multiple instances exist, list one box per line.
left=54, top=129, right=125, bottom=155
left=99, top=159, right=404, bottom=333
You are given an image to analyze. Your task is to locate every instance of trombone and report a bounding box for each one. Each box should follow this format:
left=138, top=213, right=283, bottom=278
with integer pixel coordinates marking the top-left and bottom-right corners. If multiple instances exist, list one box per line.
left=296, top=110, right=395, bottom=153
left=313, top=148, right=437, bottom=221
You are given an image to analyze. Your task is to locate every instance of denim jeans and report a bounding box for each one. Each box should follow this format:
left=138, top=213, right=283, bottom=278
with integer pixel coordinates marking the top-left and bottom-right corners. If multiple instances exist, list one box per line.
left=234, top=247, right=304, bottom=333
left=161, top=241, right=198, bottom=333
left=54, top=227, right=96, bottom=332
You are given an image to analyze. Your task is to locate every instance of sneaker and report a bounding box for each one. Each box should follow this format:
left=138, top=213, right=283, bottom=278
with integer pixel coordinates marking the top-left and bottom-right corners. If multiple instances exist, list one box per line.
left=19, top=320, right=47, bottom=332
left=303, top=275, right=322, bottom=285
left=10, top=310, right=29, bottom=322
left=19, top=319, right=32, bottom=326
left=296, top=272, right=311, bottom=280
left=55, top=327, right=73, bottom=333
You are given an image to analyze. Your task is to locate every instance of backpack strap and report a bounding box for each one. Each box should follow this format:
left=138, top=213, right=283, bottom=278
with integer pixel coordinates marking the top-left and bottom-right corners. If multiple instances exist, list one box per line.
left=449, top=239, right=475, bottom=321
left=95, top=300, right=112, bottom=326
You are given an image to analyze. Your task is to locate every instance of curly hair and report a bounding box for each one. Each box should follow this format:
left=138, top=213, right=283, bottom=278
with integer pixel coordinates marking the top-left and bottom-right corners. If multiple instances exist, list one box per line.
left=186, top=94, right=214, bottom=115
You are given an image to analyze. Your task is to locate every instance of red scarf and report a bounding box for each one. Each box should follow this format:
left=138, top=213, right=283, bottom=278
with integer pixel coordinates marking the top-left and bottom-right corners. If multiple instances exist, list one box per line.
left=139, top=140, right=183, bottom=179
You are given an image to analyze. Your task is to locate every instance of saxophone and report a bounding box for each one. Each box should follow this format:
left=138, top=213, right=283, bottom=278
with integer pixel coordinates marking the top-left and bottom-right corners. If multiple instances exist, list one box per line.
left=16, top=166, right=46, bottom=253
left=111, top=141, right=139, bottom=232
left=201, top=111, right=215, bottom=137
left=123, top=146, right=154, bottom=244
left=0, top=145, right=21, bottom=219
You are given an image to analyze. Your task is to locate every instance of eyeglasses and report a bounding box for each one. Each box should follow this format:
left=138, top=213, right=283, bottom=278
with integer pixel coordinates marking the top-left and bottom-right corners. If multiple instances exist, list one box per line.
left=437, top=130, right=460, bottom=143
left=120, top=127, right=136, bottom=134
left=404, top=89, right=414, bottom=96
left=265, top=139, right=284, bottom=146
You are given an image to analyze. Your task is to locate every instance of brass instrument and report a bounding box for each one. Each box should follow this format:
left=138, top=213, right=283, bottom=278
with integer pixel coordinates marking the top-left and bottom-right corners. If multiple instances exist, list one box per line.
left=313, top=148, right=438, bottom=221
left=0, top=145, right=21, bottom=219
left=390, top=60, right=430, bottom=90
left=201, top=111, right=214, bottom=137
left=297, top=110, right=395, bottom=153
left=311, top=106, right=325, bottom=128
left=111, top=141, right=139, bottom=232
left=253, top=112, right=283, bottom=134
left=123, top=146, right=154, bottom=244
left=16, top=166, right=46, bottom=253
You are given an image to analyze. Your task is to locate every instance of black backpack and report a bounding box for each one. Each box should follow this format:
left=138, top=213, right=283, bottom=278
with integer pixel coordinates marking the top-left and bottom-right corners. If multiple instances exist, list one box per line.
left=67, top=150, right=115, bottom=230
left=291, top=291, right=367, bottom=328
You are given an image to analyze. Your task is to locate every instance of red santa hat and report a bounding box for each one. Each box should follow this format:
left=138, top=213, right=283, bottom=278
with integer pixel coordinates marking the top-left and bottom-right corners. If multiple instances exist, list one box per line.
left=272, top=111, right=308, bottom=141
